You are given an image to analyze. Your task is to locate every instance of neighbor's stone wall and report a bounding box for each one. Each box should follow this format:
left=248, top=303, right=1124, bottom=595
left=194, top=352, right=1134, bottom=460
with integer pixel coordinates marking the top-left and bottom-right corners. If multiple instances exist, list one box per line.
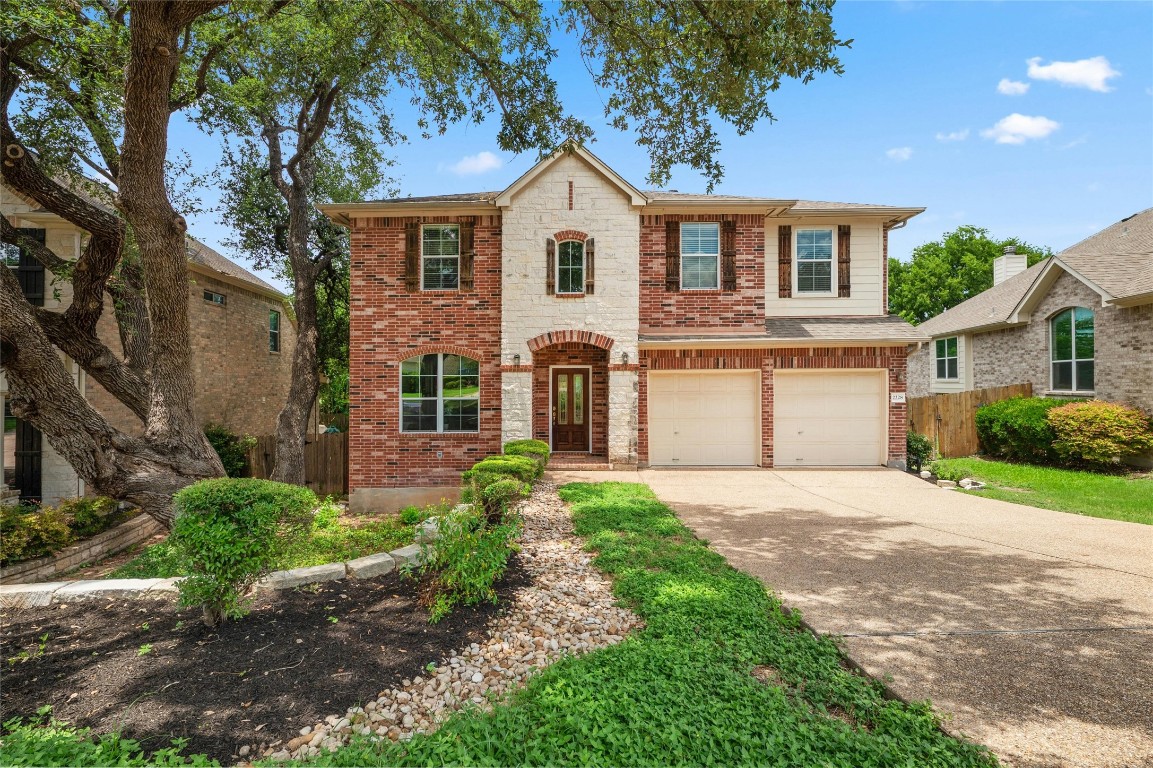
left=347, top=214, right=504, bottom=499
left=639, top=214, right=765, bottom=330
left=500, top=153, right=640, bottom=364
left=85, top=271, right=295, bottom=439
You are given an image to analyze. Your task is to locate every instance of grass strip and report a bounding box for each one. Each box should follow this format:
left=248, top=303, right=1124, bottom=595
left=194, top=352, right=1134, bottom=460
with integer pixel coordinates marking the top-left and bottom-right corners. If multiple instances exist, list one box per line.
left=297, top=481, right=996, bottom=767
left=933, top=458, right=1153, bottom=526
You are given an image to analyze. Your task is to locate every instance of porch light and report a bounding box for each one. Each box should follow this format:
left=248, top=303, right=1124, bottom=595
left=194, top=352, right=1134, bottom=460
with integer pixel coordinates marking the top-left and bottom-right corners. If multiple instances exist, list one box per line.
left=622, top=352, right=629, bottom=365
left=513, top=354, right=521, bottom=366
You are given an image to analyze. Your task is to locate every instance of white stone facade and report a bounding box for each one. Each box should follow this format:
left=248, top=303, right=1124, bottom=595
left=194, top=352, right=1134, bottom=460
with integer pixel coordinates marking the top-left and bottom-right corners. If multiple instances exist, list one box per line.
left=499, top=153, right=641, bottom=458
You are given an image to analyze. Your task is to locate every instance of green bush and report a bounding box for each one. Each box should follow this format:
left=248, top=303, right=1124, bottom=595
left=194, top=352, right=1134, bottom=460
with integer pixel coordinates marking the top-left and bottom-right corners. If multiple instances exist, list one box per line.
left=417, top=504, right=520, bottom=623
left=481, top=477, right=531, bottom=515
left=975, top=396, right=1064, bottom=463
left=203, top=423, right=256, bottom=478
left=467, top=455, right=540, bottom=482
left=171, top=478, right=316, bottom=626
left=1048, top=400, right=1153, bottom=466
left=398, top=505, right=425, bottom=525
left=0, top=504, right=74, bottom=566
left=906, top=431, right=933, bottom=470
left=61, top=496, right=131, bottom=539
left=503, top=438, right=550, bottom=473
left=1, top=710, right=215, bottom=766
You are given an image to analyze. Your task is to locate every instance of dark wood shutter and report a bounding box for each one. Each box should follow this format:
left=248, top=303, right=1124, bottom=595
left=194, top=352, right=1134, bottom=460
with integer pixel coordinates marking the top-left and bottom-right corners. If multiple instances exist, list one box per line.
left=459, top=220, right=475, bottom=291
left=777, top=225, right=792, bottom=298
left=837, top=224, right=851, bottom=298
left=546, top=237, right=556, bottom=295
left=721, top=220, right=737, bottom=291
left=584, top=237, right=595, bottom=295
left=404, top=222, right=420, bottom=292
left=665, top=220, right=680, bottom=291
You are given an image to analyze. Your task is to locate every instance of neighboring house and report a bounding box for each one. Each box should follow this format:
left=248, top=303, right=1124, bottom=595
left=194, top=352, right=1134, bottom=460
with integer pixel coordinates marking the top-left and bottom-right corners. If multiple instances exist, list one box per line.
left=1, top=182, right=297, bottom=504
left=907, top=208, right=1153, bottom=415
left=320, top=143, right=926, bottom=511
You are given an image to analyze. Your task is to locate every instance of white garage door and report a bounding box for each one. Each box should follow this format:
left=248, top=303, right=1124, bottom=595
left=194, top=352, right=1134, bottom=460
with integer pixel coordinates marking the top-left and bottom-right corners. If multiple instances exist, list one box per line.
left=774, top=371, right=885, bottom=466
left=649, top=371, right=759, bottom=466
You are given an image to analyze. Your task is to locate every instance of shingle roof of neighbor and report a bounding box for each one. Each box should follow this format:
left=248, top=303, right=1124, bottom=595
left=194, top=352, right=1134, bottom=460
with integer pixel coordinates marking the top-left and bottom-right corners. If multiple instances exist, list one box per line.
left=1056, top=207, right=1153, bottom=300
left=764, top=315, right=928, bottom=342
left=916, top=208, right=1153, bottom=338
left=915, top=260, right=1048, bottom=337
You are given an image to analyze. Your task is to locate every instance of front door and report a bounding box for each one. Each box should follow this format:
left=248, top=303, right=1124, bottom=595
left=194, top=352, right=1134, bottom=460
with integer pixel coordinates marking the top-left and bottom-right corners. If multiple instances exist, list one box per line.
left=552, top=368, right=590, bottom=452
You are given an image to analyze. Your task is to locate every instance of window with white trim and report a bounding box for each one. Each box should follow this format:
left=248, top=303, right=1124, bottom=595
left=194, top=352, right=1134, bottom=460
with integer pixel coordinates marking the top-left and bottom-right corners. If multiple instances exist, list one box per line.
left=795, top=228, right=834, bottom=294
left=934, top=337, right=958, bottom=380
left=1050, top=307, right=1094, bottom=392
left=557, top=240, right=584, bottom=294
left=400, top=353, right=479, bottom=432
left=680, top=222, right=719, bottom=290
left=421, top=225, right=459, bottom=290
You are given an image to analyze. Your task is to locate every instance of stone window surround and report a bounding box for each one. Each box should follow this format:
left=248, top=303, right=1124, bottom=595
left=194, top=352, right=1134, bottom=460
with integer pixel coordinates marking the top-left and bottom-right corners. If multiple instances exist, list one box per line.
left=1048, top=305, right=1095, bottom=395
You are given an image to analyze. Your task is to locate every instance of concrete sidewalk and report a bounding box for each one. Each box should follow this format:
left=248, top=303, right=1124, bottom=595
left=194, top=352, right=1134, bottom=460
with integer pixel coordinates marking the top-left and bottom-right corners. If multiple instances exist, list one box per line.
left=549, top=467, right=1153, bottom=768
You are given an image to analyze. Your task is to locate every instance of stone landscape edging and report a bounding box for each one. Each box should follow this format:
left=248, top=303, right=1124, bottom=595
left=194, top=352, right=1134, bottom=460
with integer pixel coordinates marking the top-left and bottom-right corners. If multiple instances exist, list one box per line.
left=0, top=516, right=442, bottom=611
left=0, top=514, right=164, bottom=585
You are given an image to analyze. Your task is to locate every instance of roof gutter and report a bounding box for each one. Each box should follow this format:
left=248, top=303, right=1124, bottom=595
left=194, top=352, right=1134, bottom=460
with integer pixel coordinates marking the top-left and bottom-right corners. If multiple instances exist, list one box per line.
left=638, top=336, right=928, bottom=350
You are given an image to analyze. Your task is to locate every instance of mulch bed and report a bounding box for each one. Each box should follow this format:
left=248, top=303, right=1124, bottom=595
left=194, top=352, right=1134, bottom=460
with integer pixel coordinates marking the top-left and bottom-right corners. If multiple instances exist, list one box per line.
left=1, top=555, right=529, bottom=764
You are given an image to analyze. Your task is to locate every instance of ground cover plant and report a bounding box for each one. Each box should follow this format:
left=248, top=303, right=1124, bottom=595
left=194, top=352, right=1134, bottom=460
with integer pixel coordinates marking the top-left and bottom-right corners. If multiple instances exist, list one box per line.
left=930, top=457, right=1153, bottom=526
left=0, top=497, right=135, bottom=566
left=299, top=481, right=996, bottom=767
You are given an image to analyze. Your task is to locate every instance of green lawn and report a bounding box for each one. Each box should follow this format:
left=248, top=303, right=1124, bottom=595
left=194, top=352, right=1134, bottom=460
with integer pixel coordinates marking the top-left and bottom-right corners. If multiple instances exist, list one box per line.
left=276, top=481, right=994, bottom=767
left=108, top=505, right=419, bottom=579
left=933, top=458, right=1153, bottom=525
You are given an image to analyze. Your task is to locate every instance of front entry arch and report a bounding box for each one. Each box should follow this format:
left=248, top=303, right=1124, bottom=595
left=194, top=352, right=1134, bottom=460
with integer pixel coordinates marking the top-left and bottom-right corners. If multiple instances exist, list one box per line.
left=551, top=367, right=590, bottom=452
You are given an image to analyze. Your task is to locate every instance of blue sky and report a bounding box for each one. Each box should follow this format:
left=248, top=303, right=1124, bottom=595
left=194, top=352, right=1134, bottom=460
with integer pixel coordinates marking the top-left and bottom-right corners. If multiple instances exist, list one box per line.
left=175, top=1, right=1153, bottom=291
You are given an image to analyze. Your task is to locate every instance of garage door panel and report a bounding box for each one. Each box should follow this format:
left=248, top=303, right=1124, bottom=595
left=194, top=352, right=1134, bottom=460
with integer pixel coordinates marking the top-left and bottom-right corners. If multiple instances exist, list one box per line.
left=649, top=372, right=759, bottom=466
left=774, top=371, right=885, bottom=467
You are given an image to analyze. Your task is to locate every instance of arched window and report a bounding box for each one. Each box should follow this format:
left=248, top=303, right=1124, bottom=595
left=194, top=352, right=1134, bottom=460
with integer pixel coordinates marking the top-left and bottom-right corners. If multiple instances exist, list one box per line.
left=400, top=353, right=479, bottom=432
left=1050, top=308, right=1094, bottom=392
left=557, top=240, right=584, bottom=294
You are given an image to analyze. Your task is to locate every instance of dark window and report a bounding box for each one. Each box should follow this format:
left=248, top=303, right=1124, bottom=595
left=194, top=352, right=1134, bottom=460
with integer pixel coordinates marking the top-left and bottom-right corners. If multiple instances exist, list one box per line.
left=557, top=241, right=584, bottom=294
left=204, top=289, right=226, bottom=306
left=935, top=337, right=959, bottom=380
left=422, top=225, right=459, bottom=290
left=1050, top=308, right=1094, bottom=391
left=400, top=353, right=479, bottom=433
left=269, top=309, right=281, bottom=353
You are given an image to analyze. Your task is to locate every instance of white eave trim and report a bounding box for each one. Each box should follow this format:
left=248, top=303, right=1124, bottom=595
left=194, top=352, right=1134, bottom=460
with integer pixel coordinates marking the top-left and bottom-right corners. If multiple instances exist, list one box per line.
left=1008, top=257, right=1113, bottom=323
left=638, top=336, right=926, bottom=350
left=317, top=201, right=498, bottom=226
left=641, top=201, right=796, bottom=216
left=495, top=142, right=646, bottom=208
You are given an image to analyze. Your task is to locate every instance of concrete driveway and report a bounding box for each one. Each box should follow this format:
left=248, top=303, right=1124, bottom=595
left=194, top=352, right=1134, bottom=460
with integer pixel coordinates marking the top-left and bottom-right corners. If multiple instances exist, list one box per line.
left=550, top=467, right=1153, bottom=768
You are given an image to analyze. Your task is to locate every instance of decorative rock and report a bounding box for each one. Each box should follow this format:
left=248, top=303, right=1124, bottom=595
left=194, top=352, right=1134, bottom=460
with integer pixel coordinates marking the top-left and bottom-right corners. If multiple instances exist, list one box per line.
left=239, top=745, right=250, bottom=757
left=259, top=563, right=346, bottom=590
left=919, top=470, right=932, bottom=480
left=389, top=544, right=423, bottom=566
left=937, top=479, right=957, bottom=489
left=346, top=552, right=396, bottom=579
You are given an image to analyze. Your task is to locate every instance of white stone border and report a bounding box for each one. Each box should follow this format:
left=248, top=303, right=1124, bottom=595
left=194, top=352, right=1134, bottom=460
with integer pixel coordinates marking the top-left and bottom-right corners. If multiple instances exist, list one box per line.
left=0, top=518, right=441, bottom=611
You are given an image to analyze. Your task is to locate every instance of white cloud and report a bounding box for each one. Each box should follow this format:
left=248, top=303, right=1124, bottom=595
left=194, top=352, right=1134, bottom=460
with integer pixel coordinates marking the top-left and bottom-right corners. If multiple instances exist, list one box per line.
left=997, top=78, right=1030, bottom=95
left=886, top=146, right=913, bottom=161
left=981, top=113, right=1061, bottom=145
left=443, top=151, right=503, bottom=175
left=1026, top=56, right=1120, bottom=92
left=935, top=129, right=970, bottom=142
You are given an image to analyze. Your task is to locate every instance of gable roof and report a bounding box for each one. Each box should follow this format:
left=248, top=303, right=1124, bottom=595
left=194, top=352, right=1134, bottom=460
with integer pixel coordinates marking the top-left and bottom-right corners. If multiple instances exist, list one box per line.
left=495, top=142, right=646, bottom=207
left=915, top=260, right=1049, bottom=338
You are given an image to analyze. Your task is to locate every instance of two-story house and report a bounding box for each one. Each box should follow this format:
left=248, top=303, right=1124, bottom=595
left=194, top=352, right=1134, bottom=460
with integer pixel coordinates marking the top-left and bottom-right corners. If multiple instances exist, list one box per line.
left=320, top=143, right=925, bottom=512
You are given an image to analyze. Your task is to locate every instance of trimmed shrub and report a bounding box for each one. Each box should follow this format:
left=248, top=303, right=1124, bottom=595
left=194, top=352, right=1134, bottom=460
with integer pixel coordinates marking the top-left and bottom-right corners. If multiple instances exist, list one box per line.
left=481, top=477, right=532, bottom=515
left=467, top=455, right=540, bottom=482
left=503, top=438, right=550, bottom=473
left=171, top=478, right=316, bottom=626
left=203, top=424, right=256, bottom=478
left=906, top=432, right=933, bottom=471
left=0, top=504, right=73, bottom=566
left=416, top=504, right=521, bottom=623
left=974, top=396, right=1064, bottom=463
left=1048, top=400, right=1153, bottom=466
left=62, top=496, right=132, bottom=538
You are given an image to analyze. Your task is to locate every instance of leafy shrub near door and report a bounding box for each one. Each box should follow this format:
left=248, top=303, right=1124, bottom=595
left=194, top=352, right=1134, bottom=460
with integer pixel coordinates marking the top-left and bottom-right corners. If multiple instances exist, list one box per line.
left=974, top=396, right=1064, bottom=463
left=1047, top=400, right=1153, bottom=466
left=172, top=478, right=315, bottom=626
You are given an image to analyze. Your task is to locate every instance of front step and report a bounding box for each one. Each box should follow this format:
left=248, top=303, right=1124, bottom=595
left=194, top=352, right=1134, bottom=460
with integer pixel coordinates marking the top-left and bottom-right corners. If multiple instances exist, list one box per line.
left=548, top=454, right=619, bottom=471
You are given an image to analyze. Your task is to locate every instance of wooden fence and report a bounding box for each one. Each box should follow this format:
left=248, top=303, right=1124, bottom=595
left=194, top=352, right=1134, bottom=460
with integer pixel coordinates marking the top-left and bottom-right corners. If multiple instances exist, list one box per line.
left=908, top=383, right=1032, bottom=458
left=245, top=432, right=349, bottom=497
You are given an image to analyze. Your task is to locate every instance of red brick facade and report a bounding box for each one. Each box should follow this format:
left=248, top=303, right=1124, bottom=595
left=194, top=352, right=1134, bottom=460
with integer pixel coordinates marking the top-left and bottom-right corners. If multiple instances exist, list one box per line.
left=639, top=214, right=765, bottom=330
left=637, top=346, right=908, bottom=467
left=529, top=344, right=610, bottom=456
left=348, top=215, right=503, bottom=489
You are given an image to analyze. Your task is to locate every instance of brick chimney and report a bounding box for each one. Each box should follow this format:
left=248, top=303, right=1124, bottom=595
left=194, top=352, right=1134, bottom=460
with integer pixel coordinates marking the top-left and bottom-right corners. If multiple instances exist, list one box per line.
left=993, top=245, right=1028, bottom=285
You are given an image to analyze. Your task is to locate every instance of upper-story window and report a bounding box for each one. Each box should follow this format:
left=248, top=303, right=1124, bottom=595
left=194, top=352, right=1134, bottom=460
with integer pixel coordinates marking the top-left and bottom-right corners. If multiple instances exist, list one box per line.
left=400, top=353, right=479, bottom=432
left=269, top=309, right=281, bottom=353
left=557, top=241, right=585, bottom=294
left=795, top=227, right=834, bottom=294
left=422, top=225, right=460, bottom=290
left=1051, top=307, right=1094, bottom=392
left=681, top=222, right=719, bottom=290
left=204, top=289, right=226, bottom=306
left=935, top=336, right=958, bottom=380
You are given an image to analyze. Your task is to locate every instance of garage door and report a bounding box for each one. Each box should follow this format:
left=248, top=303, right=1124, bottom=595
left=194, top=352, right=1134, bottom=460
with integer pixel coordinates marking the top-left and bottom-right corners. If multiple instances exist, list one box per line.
left=649, top=371, right=759, bottom=466
left=774, top=371, right=885, bottom=466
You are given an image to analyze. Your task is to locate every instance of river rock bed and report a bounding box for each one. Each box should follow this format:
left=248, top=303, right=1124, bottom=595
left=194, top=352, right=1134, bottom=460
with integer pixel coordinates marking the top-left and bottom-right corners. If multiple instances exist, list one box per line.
left=261, top=480, right=643, bottom=761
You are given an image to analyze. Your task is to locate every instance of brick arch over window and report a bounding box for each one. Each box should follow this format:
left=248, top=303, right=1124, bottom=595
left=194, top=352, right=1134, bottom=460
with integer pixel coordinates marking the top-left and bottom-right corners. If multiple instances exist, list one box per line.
left=553, top=230, right=589, bottom=243
left=526, top=330, right=615, bottom=352
left=401, top=344, right=486, bottom=362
